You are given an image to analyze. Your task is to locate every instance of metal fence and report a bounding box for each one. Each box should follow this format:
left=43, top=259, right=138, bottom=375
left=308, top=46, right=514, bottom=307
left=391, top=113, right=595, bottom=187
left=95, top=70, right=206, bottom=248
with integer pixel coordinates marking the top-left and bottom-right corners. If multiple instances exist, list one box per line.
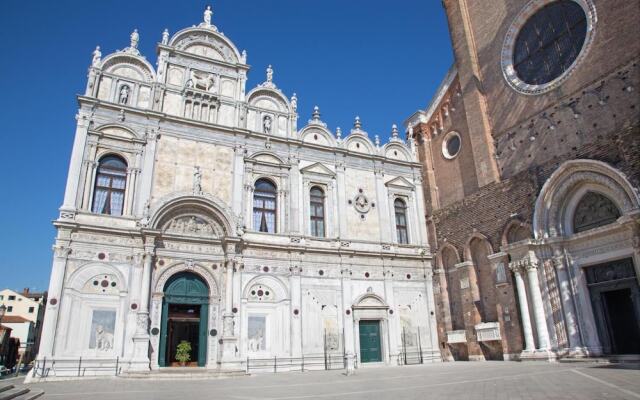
left=246, top=353, right=351, bottom=373
left=31, top=357, right=122, bottom=378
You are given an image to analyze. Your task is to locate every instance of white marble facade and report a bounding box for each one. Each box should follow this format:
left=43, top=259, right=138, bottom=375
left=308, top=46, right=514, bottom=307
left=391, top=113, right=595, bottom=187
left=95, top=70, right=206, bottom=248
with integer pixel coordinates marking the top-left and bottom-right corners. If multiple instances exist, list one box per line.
left=34, top=7, right=439, bottom=377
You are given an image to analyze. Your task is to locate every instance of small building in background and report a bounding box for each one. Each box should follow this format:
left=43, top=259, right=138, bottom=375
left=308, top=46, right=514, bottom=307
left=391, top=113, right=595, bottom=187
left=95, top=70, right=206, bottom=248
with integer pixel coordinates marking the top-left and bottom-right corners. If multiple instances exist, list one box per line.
left=0, top=288, right=47, bottom=362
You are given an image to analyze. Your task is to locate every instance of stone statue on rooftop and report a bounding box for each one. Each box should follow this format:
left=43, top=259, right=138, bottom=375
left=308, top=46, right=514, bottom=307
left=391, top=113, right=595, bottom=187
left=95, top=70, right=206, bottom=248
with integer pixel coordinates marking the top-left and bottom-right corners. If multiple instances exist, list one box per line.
left=92, top=46, right=101, bottom=67
left=266, top=65, right=273, bottom=83
left=204, top=6, right=213, bottom=26
left=130, top=29, right=139, bottom=49
left=162, top=29, right=169, bottom=45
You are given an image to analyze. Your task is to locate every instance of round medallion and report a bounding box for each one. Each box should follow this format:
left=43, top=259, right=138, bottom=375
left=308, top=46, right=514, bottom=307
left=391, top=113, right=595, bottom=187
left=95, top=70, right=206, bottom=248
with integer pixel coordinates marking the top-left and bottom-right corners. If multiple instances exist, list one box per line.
left=210, top=329, right=217, bottom=337
left=353, top=193, right=370, bottom=213
left=151, top=327, right=160, bottom=335
left=49, top=298, right=58, bottom=306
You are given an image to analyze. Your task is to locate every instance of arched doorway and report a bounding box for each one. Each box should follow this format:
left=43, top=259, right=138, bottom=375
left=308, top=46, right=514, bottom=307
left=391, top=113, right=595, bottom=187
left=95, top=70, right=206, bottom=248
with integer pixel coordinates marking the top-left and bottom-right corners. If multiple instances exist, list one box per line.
left=159, top=272, right=209, bottom=367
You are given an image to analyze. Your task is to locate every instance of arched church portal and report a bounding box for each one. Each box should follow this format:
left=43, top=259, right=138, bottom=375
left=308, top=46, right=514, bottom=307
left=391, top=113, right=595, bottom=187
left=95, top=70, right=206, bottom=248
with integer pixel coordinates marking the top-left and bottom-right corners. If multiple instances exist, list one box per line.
left=159, top=272, right=209, bottom=367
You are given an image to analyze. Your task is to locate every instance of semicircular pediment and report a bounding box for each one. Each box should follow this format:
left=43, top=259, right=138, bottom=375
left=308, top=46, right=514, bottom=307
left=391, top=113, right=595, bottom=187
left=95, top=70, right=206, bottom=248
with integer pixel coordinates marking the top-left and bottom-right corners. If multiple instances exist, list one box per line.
left=170, top=28, right=240, bottom=64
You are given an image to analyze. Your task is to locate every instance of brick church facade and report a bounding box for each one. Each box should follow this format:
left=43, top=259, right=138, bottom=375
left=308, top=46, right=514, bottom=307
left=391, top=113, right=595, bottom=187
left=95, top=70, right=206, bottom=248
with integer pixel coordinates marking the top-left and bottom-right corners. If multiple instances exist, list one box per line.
left=405, top=0, right=640, bottom=360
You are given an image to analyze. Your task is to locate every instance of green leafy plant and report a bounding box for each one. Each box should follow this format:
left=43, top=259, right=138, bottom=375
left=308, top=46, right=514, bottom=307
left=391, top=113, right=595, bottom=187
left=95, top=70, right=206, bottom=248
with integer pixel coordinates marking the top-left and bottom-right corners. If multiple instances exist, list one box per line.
left=176, top=340, right=192, bottom=364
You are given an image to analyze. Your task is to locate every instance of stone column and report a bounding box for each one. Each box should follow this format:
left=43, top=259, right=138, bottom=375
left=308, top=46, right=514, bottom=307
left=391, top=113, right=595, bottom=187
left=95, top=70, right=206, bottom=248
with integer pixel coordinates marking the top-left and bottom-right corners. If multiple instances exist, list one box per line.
left=289, top=266, right=302, bottom=357
left=525, top=261, right=550, bottom=351
left=60, top=114, right=90, bottom=217
left=413, top=175, right=429, bottom=246
left=374, top=167, right=391, bottom=242
left=37, top=240, right=71, bottom=357
left=136, top=244, right=154, bottom=333
left=509, top=263, right=535, bottom=352
left=341, top=267, right=355, bottom=357
left=335, top=161, right=347, bottom=238
left=135, top=129, right=159, bottom=216
left=123, top=252, right=144, bottom=359
left=220, top=255, right=239, bottom=366
left=289, top=156, right=302, bottom=234
left=123, top=167, right=134, bottom=216
left=424, top=268, right=441, bottom=358
left=552, top=255, right=584, bottom=352
left=231, top=145, right=245, bottom=219
left=383, top=268, right=399, bottom=358
left=130, top=238, right=154, bottom=369
left=125, top=167, right=139, bottom=216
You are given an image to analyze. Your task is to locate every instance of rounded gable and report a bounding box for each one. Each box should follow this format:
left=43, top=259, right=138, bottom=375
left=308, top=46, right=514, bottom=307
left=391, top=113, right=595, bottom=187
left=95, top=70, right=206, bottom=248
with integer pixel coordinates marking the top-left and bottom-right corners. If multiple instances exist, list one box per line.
left=100, top=52, right=156, bottom=83
left=169, top=27, right=242, bottom=64
left=344, top=134, right=375, bottom=155
left=383, top=142, right=411, bottom=161
left=299, top=125, right=336, bottom=147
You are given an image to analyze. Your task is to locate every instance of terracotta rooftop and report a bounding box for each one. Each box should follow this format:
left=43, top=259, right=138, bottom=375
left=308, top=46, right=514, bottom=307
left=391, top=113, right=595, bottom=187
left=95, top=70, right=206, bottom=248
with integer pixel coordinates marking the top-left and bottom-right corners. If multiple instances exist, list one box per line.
left=1, top=316, right=31, bottom=324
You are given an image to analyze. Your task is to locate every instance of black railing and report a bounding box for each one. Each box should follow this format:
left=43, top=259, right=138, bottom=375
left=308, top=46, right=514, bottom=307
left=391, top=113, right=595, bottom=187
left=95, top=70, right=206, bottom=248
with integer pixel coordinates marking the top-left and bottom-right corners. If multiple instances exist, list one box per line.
left=32, top=357, right=121, bottom=378
left=246, top=354, right=350, bottom=373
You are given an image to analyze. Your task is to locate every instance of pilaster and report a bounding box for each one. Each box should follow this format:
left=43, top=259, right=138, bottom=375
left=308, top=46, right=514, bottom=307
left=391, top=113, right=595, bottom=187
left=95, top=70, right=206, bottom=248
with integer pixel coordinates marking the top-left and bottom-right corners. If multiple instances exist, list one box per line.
left=38, top=234, right=71, bottom=358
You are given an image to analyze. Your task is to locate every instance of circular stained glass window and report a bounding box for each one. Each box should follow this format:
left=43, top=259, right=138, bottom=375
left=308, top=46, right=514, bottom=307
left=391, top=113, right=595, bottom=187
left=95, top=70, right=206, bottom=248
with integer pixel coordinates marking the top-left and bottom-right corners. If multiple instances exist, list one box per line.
left=442, top=131, right=461, bottom=159
left=514, top=1, right=586, bottom=85
left=502, top=0, right=596, bottom=95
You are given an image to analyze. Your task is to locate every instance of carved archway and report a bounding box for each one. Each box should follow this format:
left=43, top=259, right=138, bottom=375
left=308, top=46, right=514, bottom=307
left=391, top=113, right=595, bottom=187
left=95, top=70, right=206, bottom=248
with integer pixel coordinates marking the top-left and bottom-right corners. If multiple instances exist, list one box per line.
left=153, top=262, right=220, bottom=300
left=533, top=160, right=639, bottom=238
left=148, top=192, right=238, bottom=237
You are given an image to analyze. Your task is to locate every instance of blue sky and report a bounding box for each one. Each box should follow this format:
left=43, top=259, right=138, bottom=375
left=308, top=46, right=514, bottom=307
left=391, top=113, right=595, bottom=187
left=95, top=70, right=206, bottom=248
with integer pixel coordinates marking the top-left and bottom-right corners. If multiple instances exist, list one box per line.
left=0, top=1, right=452, bottom=291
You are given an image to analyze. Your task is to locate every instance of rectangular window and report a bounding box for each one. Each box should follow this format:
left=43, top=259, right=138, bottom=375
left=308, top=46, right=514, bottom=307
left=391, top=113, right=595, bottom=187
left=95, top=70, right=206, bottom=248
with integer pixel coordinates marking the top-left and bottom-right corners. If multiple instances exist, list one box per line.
left=0, top=295, right=3, bottom=300
left=8, top=295, right=15, bottom=301
left=7, top=306, right=13, bottom=312
left=28, top=307, right=35, bottom=313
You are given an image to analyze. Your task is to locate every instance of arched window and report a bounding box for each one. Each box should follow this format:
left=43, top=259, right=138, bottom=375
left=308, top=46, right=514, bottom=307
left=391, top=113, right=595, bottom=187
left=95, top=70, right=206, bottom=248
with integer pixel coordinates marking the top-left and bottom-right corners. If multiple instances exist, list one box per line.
left=253, top=178, right=277, bottom=233
left=92, top=155, right=127, bottom=216
left=394, top=198, right=409, bottom=244
left=573, top=191, right=621, bottom=233
left=309, top=186, right=325, bottom=237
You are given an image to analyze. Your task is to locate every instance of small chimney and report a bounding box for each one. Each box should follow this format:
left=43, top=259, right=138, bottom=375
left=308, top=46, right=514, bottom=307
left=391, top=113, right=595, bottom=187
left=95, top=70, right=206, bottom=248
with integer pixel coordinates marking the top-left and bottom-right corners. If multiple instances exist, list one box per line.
left=22, top=288, right=29, bottom=295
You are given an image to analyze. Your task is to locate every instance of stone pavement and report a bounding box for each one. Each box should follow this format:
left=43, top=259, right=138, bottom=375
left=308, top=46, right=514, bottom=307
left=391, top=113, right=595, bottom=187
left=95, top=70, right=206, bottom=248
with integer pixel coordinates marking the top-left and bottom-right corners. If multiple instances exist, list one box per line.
left=16, top=361, right=640, bottom=400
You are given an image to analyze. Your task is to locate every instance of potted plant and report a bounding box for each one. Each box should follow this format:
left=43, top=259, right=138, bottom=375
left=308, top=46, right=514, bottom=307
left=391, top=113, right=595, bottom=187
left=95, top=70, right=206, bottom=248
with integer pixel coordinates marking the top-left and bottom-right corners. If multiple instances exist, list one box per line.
left=175, top=340, right=192, bottom=366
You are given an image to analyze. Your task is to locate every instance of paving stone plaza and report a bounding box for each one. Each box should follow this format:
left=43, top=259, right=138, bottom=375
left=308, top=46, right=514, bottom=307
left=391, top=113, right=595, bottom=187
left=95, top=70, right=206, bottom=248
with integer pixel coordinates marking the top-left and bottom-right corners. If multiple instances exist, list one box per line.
left=7, top=362, right=640, bottom=400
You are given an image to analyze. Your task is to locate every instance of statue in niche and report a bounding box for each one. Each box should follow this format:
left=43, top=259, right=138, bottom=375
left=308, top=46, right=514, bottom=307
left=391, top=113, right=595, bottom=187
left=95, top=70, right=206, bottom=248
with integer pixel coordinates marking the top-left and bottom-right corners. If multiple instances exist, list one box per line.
left=263, top=115, right=272, bottom=134
left=119, top=85, right=130, bottom=104
left=92, top=46, right=101, bottom=67
left=290, top=93, right=297, bottom=112
left=161, top=29, right=169, bottom=45
left=130, top=29, right=139, bottom=49
left=193, top=166, right=202, bottom=193
left=186, top=216, right=197, bottom=233
left=95, top=325, right=114, bottom=350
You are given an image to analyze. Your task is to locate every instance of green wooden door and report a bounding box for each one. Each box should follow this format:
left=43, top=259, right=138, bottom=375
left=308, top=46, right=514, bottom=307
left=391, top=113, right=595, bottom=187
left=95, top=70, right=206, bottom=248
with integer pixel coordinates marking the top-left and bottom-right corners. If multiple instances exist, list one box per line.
left=159, top=272, right=209, bottom=367
left=359, top=320, right=382, bottom=363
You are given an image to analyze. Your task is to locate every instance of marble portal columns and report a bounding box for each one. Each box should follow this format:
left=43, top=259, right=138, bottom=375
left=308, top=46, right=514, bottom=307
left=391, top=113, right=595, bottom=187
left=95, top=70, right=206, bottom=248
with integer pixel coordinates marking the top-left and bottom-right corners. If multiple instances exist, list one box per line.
left=509, top=257, right=550, bottom=353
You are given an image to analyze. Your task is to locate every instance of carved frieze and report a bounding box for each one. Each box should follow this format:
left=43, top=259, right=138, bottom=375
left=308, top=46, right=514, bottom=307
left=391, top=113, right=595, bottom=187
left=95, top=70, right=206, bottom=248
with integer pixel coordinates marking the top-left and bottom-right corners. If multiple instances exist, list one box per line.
left=164, top=215, right=222, bottom=237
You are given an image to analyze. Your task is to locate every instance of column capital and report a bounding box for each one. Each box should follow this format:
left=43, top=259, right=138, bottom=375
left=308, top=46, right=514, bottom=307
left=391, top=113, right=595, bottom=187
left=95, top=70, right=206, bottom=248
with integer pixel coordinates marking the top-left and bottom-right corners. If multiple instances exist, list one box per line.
left=289, top=265, right=302, bottom=276
left=52, top=244, right=72, bottom=259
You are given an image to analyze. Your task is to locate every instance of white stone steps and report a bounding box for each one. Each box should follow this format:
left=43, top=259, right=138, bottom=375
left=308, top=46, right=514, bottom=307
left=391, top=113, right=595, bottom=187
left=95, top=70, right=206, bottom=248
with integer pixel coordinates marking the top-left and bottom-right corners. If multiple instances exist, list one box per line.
left=122, top=369, right=248, bottom=380
left=0, top=386, right=14, bottom=394
left=0, top=387, right=30, bottom=400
